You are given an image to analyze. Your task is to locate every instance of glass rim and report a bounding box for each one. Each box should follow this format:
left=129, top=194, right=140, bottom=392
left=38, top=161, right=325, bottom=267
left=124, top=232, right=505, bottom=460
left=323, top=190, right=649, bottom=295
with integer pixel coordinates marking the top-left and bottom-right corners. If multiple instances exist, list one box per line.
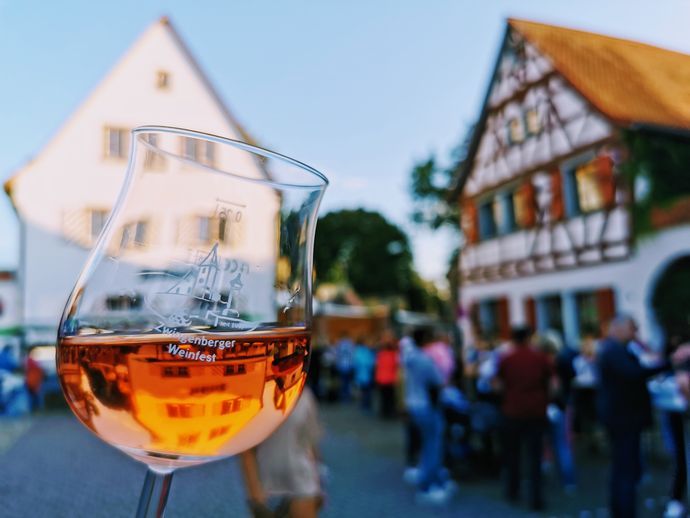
left=132, top=125, right=329, bottom=190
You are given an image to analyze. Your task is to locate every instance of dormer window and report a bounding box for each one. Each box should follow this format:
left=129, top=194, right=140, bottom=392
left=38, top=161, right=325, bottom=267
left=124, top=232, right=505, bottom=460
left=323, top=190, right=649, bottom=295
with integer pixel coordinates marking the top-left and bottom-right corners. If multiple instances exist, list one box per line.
left=507, top=117, right=525, bottom=144
left=525, top=107, right=542, bottom=135
left=157, top=70, right=170, bottom=90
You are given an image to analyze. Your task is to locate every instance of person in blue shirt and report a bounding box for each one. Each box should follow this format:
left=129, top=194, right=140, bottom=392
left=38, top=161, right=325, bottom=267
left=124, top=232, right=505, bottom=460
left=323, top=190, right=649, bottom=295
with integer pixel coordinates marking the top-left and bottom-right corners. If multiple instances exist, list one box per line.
left=353, top=337, right=376, bottom=412
left=335, top=333, right=355, bottom=402
left=404, top=328, right=450, bottom=504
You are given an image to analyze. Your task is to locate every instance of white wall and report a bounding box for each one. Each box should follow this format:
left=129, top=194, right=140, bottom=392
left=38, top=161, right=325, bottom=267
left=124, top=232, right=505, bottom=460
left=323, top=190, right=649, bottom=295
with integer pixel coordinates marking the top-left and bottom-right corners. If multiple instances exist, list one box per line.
left=461, top=224, right=690, bottom=349
left=8, top=20, right=278, bottom=342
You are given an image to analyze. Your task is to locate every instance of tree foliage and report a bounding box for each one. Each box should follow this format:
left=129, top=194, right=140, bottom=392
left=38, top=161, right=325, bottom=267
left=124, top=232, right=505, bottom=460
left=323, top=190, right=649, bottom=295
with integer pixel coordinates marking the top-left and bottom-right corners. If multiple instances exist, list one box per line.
left=314, top=209, right=415, bottom=297
left=313, top=209, right=444, bottom=313
left=409, top=125, right=473, bottom=231
left=621, top=130, right=690, bottom=236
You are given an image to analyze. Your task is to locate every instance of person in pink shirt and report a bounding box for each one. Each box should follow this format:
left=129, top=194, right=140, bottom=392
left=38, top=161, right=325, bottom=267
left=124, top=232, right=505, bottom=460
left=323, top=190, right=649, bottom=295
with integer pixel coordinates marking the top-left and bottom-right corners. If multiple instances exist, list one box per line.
left=424, top=333, right=455, bottom=386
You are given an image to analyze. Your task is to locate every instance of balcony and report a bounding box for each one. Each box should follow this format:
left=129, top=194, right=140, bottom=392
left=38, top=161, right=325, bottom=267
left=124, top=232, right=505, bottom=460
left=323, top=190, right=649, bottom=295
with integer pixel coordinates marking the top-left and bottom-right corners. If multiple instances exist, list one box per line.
left=461, top=205, right=631, bottom=283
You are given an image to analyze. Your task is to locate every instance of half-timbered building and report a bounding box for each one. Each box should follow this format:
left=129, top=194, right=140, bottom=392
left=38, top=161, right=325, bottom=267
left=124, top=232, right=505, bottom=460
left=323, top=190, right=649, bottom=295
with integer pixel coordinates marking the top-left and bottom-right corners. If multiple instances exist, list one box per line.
left=454, top=19, right=690, bottom=348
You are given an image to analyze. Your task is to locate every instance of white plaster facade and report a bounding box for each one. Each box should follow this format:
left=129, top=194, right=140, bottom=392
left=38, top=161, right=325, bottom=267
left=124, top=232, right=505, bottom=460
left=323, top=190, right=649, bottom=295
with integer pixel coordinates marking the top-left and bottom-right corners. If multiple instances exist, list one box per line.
left=461, top=226, right=690, bottom=349
left=458, top=24, right=690, bottom=350
left=6, top=18, right=277, bottom=345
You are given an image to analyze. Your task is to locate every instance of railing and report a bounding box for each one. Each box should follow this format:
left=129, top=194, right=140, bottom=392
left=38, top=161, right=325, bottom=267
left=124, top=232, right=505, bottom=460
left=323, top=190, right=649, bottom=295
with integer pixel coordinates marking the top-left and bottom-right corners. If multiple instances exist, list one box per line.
left=461, top=205, right=631, bottom=282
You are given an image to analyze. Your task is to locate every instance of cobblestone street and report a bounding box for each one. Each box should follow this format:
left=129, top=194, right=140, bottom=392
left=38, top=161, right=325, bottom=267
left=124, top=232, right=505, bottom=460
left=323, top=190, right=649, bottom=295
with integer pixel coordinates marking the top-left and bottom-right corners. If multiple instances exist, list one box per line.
left=0, top=405, right=678, bottom=517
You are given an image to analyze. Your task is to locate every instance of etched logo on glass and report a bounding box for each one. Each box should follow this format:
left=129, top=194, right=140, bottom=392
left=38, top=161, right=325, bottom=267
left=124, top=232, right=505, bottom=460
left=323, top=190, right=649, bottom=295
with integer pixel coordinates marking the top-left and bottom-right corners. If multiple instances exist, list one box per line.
left=148, top=243, right=256, bottom=331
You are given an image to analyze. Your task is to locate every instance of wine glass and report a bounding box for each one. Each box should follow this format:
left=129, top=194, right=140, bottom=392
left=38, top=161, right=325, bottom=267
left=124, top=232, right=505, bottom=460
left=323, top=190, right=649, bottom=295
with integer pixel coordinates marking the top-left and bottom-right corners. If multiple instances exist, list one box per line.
left=55, top=126, right=328, bottom=517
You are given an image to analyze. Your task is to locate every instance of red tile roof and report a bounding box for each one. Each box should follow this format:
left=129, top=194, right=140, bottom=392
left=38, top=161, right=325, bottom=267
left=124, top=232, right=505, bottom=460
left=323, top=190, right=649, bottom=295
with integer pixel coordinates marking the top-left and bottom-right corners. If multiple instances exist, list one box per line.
left=509, top=18, right=690, bottom=129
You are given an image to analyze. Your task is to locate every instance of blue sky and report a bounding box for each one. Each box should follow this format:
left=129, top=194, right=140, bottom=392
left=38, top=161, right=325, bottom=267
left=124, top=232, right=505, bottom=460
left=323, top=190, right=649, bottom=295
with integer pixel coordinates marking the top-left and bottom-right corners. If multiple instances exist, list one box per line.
left=2, top=1, right=690, bottom=284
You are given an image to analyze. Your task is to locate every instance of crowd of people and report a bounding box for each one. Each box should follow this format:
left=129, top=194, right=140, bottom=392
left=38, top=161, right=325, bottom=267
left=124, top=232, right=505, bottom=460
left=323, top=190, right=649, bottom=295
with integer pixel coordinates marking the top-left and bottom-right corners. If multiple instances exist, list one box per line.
left=4, top=323, right=690, bottom=517
left=295, top=317, right=690, bottom=517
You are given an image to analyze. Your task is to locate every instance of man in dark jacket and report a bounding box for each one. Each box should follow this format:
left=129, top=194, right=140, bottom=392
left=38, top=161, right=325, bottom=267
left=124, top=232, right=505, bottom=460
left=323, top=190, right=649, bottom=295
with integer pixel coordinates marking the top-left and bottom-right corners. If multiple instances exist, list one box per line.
left=496, top=326, right=554, bottom=511
left=597, top=315, right=669, bottom=518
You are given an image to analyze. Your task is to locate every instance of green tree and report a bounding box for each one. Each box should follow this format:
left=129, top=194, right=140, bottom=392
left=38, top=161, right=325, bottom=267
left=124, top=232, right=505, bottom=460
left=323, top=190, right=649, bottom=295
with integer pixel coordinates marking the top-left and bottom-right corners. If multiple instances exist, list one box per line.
left=314, top=209, right=415, bottom=298
left=621, top=129, right=690, bottom=236
left=408, top=127, right=473, bottom=317
left=409, top=125, right=472, bottom=231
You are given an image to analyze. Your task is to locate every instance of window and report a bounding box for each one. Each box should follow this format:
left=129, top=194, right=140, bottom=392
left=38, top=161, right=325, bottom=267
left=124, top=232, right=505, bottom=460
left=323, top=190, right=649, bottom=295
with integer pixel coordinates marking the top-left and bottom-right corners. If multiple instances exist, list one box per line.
left=224, top=364, right=247, bottom=376
left=575, top=159, right=606, bottom=212
left=478, top=200, right=497, bottom=240
left=575, top=288, right=616, bottom=337
left=209, top=426, right=230, bottom=439
left=190, top=384, right=225, bottom=395
left=219, top=398, right=244, bottom=415
left=120, top=220, right=149, bottom=248
left=156, top=70, right=170, bottom=89
left=90, top=209, right=108, bottom=241
left=562, top=152, right=595, bottom=217
left=525, top=107, right=541, bottom=135
left=540, top=294, right=563, bottom=333
left=162, top=366, right=190, bottom=378
left=104, top=127, right=128, bottom=159
left=478, top=300, right=499, bottom=339
left=576, top=292, right=599, bottom=335
left=475, top=297, right=510, bottom=340
left=218, top=210, right=244, bottom=247
left=203, top=140, right=215, bottom=166
left=106, top=294, right=143, bottom=311
left=198, top=216, right=211, bottom=243
left=143, top=133, right=165, bottom=170
left=513, top=181, right=536, bottom=228
left=166, top=403, right=204, bottom=418
left=218, top=217, right=227, bottom=243
left=507, top=117, right=525, bottom=144
left=134, top=221, right=148, bottom=245
left=183, top=137, right=198, bottom=161
left=177, top=433, right=199, bottom=446
left=493, top=191, right=517, bottom=235
left=196, top=214, right=244, bottom=246
left=181, top=137, right=215, bottom=166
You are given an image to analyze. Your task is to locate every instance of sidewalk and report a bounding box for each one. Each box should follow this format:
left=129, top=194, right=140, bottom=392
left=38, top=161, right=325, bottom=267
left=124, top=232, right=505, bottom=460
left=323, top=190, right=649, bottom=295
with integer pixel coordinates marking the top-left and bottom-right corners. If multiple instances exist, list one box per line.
left=319, top=403, right=674, bottom=517
left=0, top=406, right=677, bottom=517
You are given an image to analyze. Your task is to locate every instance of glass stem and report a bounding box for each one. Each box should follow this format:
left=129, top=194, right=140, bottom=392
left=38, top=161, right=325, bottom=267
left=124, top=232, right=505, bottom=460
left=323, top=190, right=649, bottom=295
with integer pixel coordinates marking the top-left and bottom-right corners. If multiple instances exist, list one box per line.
left=135, top=468, right=174, bottom=518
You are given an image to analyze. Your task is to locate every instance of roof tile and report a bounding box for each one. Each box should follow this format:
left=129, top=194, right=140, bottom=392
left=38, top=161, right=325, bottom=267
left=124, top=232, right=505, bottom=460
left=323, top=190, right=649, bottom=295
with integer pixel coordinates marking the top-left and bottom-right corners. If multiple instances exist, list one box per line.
left=509, top=18, right=690, bottom=129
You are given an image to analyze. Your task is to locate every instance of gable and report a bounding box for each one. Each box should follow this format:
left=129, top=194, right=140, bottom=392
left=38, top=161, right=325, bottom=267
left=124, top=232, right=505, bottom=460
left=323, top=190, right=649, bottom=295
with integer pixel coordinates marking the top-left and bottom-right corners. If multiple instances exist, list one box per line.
left=509, top=18, right=690, bottom=129
left=7, top=18, right=259, bottom=232
left=463, top=27, right=613, bottom=198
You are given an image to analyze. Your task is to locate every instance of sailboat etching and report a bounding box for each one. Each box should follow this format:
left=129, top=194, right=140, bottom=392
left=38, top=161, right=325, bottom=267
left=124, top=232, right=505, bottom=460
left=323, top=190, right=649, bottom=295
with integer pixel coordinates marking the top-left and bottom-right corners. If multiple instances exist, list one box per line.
left=153, top=244, right=255, bottom=330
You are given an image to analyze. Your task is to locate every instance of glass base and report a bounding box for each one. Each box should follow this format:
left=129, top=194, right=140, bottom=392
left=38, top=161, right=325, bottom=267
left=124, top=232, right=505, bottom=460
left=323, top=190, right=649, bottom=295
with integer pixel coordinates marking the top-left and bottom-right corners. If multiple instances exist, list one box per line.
left=118, top=444, right=228, bottom=472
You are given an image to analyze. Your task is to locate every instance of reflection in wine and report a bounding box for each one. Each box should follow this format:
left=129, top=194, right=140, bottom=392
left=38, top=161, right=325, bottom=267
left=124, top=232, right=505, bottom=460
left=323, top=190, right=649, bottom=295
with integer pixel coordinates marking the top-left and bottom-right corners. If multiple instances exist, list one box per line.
left=57, top=328, right=309, bottom=463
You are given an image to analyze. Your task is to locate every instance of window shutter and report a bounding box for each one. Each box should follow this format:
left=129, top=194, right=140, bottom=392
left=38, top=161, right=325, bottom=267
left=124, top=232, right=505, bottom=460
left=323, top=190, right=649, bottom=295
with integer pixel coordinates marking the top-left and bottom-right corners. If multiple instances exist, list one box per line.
left=524, top=297, right=536, bottom=330
left=515, top=180, right=536, bottom=228
left=596, top=155, right=616, bottom=208
left=497, top=297, right=511, bottom=340
left=596, top=288, right=616, bottom=330
left=550, top=168, right=565, bottom=221
left=462, top=200, right=479, bottom=244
